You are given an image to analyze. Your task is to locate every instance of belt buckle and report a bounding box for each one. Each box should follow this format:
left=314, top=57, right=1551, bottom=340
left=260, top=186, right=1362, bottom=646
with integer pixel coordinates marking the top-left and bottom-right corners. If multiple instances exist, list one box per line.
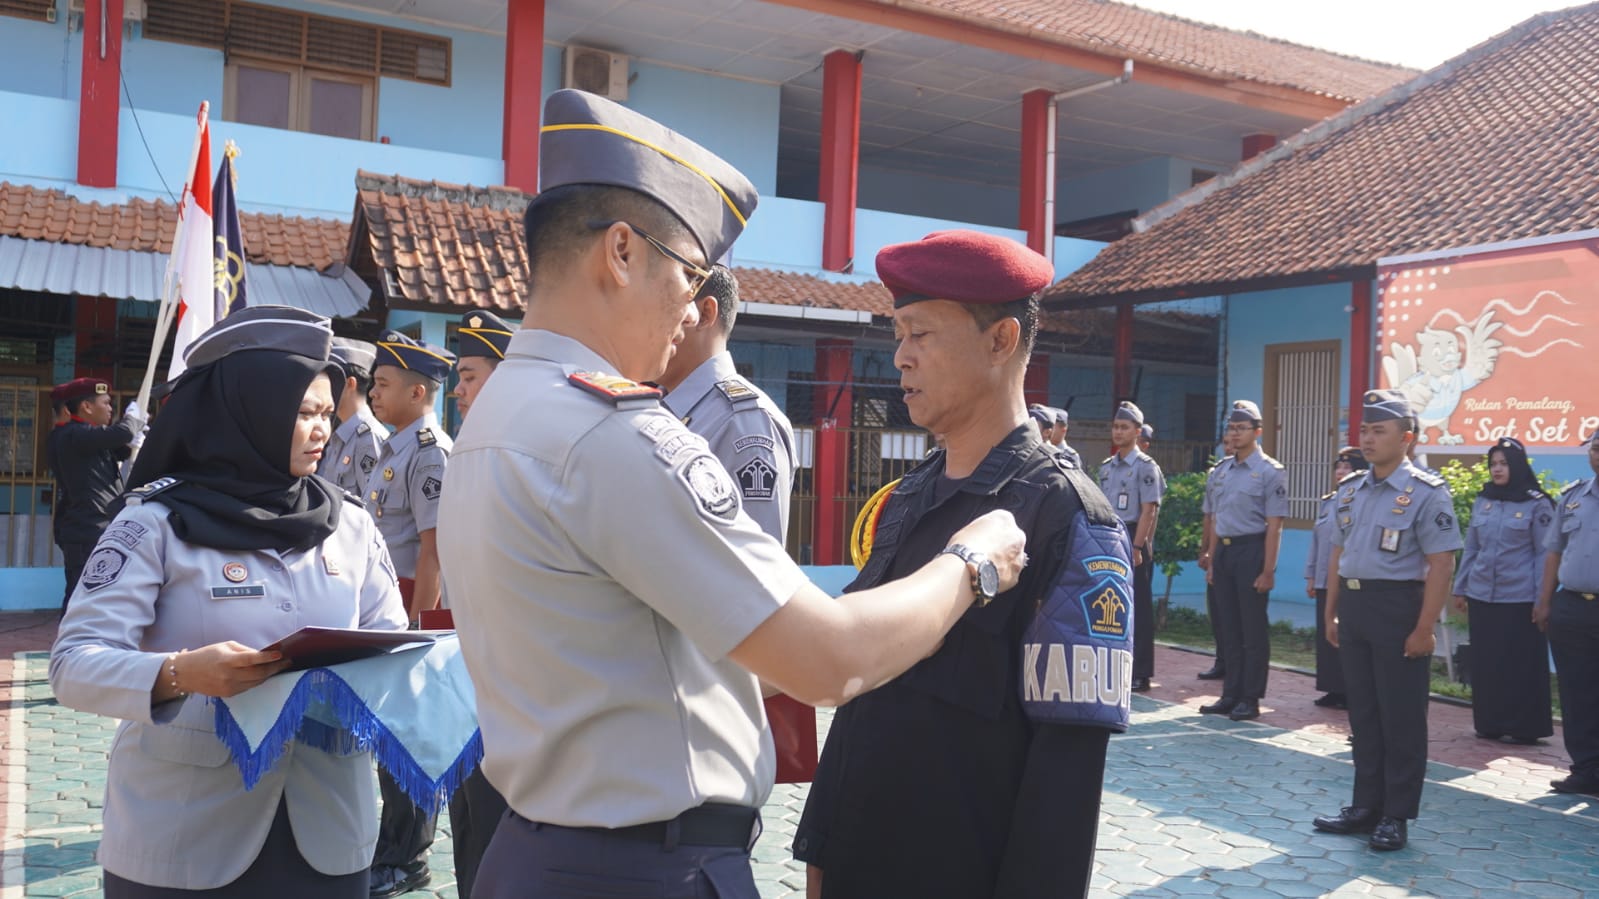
left=1347, top=578, right=1361, bottom=591
left=1584, top=593, right=1597, bottom=601
left=1222, top=537, right=1233, bottom=546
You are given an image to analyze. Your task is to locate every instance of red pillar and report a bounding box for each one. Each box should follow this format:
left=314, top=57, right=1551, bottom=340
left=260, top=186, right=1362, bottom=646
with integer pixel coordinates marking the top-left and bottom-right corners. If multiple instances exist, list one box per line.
left=1348, top=279, right=1372, bottom=445
left=76, top=0, right=124, bottom=187
left=1018, top=89, right=1052, bottom=254
left=1241, top=133, right=1277, bottom=161
left=502, top=0, right=545, bottom=193
left=74, top=296, right=118, bottom=381
left=819, top=51, right=861, bottom=272
left=1112, top=304, right=1134, bottom=403
left=1024, top=353, right=1050, bottom=407
left=812, top=339, right=853, bottom=565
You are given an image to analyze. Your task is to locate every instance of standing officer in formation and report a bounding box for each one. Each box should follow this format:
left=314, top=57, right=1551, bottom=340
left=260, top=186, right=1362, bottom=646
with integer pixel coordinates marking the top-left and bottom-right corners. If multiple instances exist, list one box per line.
left=1314, top=389, right=1459, bottom=851
left=1306, top=446, right=1366, bottom=709
left=658, top=264, right=796, bottom=541
left=452, top=310, right=515, bottom=421
left=1138, top=423, right=1153, bottom=454
left=322, top=338, right=386, bottom=497
left=438, top=89, right=1025, bottom=898
left=1536, top=432, right=1599, bottom=796
left=444, top=308, right=513, bottom=899
left=1053, top=408, right=1082, bottom=467
left=1198, top=400, right=1286, bottom=721
left=47, top=378, right=146, bottom=612
left=1100, top=400, right=1164, bottom=692
left=365, top=331, right=455, bottom=898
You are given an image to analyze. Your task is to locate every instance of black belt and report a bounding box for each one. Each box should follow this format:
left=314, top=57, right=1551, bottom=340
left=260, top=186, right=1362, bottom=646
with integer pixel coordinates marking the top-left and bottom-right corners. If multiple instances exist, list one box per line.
left=1218, top=533, right=1266, bottom=546
left=536, top=803, right=760, bottom=850
left=1342, top=578, right=1423, bottom=591
left=1561, top=589, right=1599, bottom=602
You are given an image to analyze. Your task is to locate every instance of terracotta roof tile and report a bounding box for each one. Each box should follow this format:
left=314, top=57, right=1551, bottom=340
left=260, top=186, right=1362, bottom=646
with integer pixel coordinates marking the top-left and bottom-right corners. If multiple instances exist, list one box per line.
left=0, top=181, right=346, bottom=269
left=1047, top=5, right=1599, bottom=306
left=894, top=0, right=1413, bottom=101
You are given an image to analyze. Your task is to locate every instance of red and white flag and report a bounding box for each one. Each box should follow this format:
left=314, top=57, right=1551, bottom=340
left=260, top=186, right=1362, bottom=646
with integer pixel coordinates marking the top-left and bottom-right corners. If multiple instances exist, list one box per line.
left=165, top=113, right=215, bottom=381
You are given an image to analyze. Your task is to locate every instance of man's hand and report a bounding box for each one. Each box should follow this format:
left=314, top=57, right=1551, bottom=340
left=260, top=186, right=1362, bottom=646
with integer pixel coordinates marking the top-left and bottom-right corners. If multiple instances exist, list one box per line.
left=1532, top=599, right=1550, bottom=632
left=947, top=510, right=1027, bottom=593
left=1305, top=579, right=1316, bottom=600
left=123, top=400, right=147, bottom=429
left=1402, top=628, right=1436, bottom=661
left=172, top=642, right=289, bottom=698
left=1253, top=571, right=1274, bottom=593
left=1324, top=610, right=1340, bottom=649
left=1450, top=594, right=1468, bottom=615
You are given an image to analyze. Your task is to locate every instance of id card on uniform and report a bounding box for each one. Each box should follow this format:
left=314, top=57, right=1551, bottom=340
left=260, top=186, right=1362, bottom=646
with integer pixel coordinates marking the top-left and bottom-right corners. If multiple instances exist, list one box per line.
left=1117, top=493, right=1130, bottom=511
left=1379, top=527, right=1401, bottom=553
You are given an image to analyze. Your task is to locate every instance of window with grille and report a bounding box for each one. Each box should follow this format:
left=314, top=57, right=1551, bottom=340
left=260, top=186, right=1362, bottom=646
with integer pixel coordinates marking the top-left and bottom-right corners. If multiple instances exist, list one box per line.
left=0, top=0, right=53, bottom=23
left=1263, top=340, right=1342, bottom=524
left=143, top=0, right=450, bottom=87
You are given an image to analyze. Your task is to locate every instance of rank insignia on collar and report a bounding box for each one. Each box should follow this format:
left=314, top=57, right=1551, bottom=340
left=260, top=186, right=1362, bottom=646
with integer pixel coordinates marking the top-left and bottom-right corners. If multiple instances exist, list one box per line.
left=1568, top=501, right=1581, bottom=510
left=1395, top=494, right=1411, bottom=506
left=341, top=455, right=352, bottom=466
left=1484, top=501, right=1493, bottom=510
left=322, top=555, right=341, bottom=576
left=568, top=372, right=663, bottom=405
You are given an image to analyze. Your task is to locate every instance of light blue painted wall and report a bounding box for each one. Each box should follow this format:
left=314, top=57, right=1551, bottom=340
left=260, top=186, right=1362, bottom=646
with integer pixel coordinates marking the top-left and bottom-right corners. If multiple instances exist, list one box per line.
left=855, top=208, right=1025, bottom=280
left=0, top=93, right=78, bottom=184
left=1055, top=156, right=1184, bottom=223
left=117, top=31, right=223, bottom=118
left=625, top=61, right=778, bottom=197
left=733, top=196, right=825, bottom=270
left=0, top=569, right=64, bottom=611
left=1224, top=282, right=1351, bottom=431
left=0, top=2, right=71, bottom=99
left=857, top=165, right=1016, bottom=229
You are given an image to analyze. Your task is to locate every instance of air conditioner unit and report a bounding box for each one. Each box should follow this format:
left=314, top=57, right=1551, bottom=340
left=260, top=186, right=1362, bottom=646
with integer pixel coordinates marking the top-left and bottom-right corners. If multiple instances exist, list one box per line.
left=563, top=46, right=629, bottom=101
left=66, top=0, right=146, bottom=22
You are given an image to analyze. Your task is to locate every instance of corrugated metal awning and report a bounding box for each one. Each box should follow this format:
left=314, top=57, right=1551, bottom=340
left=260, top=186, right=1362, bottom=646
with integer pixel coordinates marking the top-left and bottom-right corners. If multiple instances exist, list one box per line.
left=0, top=235, right=371, bottom=318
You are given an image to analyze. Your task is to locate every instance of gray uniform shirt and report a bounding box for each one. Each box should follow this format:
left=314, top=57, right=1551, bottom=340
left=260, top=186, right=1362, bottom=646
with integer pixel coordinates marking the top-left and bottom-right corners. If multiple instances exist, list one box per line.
left=1453, top=493, right=1554, bottom=602
left=438, top=330, right=807, bottom=829
left=1332, top=460, right=1462, bottom=580
left=322, top=406, right=386, bottom=496
left=1546, top=478, right=1599, bottom=593
left=1203, top=449, right=1289, bottom=537
left=664, top=351, right=796, bottom=542
left=1097, top=447, right=1165, bottom=527
left=1305, top=492, right=1338, bottom=590
left=364, top=411, right=451, bottom=579
left=50, top=495, right=405, bottom=889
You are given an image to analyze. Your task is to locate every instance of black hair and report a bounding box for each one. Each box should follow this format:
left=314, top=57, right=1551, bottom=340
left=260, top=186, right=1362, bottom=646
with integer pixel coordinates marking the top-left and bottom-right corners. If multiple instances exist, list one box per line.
left=523, top=184, right=694, bottom=289
left=964, top=294, right=1040, bottom=355
left=698, top=265, right=739, bottom=337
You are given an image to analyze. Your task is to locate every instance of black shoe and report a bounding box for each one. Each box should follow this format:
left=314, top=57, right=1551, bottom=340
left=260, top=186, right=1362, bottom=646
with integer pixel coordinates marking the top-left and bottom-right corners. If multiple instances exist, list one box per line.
left=1313, top=806, right=1380, bottom=834
left=1199, top=697, right=1238, bottom=715
left=1313, top=692, right=1347, bottom=709
left=1504, top=735, right=1546, bottom=746
left=1228, top=700, right=1261, bottom=721
left=1474, top=731, right=1504, bottom=741
left=1550, top=774, right=1599, bottom=796
left=1131, top=677, right=1151, bottom=693
left=1196, top=663, right=1225, bottom=680
left=370, top=864, right=432, bottom=899
left=1369, top=817, right=1408, bottom=851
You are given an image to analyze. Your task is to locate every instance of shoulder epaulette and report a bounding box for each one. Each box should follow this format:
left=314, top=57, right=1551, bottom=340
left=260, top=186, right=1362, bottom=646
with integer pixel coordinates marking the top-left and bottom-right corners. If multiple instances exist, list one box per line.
left=1412, top=468, right=1446, bottom=488
left=356, top=422, right=371, bottom=436
left=125, top=476, right=180, bottom=506
left=568, top=372, right=663, bottom=406
left=1321, top=490, right=1337, bottom=501
left=1264, top=454, right=1286, bottom=470
left=340, top=488, right=366, bottom=508
left=1100, top=455, right=1114, bottom=466
left=1338, top=469, right=1365, bottom=485
left=417, top=427, right=436, bottom=447
left=1136, top=451, right=1155, bottom=464
left=714, top=376, right=760, bottom=406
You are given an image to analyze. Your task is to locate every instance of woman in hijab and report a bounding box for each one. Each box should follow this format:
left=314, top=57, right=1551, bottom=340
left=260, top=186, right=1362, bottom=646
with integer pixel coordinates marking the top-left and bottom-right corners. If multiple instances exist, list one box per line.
left=1451, top=436, right=1556, bottom=745
left=50, top=307, right=407, bottom=898
left=1306, top=446, right=1367, bottom=709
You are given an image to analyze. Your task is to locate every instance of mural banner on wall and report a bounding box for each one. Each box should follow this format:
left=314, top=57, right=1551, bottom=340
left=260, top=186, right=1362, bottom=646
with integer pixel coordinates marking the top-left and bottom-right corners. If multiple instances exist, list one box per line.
left=1376, top=230, right=1599, bottom=448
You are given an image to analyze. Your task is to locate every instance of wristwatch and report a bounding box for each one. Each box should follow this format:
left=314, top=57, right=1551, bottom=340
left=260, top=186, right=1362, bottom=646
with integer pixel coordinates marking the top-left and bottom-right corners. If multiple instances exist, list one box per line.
left=941, top=543, right=999, bottom=607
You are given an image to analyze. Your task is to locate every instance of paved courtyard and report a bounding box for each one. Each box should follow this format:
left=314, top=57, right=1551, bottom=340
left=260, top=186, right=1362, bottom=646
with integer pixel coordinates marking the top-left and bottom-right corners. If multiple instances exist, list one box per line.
left=5, top=613, right=1598, bottom=897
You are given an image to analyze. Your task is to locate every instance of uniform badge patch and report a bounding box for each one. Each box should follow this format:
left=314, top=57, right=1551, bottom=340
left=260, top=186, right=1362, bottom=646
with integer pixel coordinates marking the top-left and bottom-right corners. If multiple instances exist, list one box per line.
left=1395, top=494, right=1411, bottom=506
left=223, top=562, right=248, bottom=583
left=1435, top=511, right=1455, bottom=531
left=681, top=454, right=738, bottom=519
left=418, top=428, right=437, bottom=447
left=715, top=378, right=757, bottom=403
left=1076, top=556, right=1132, bottom=640
left=1143, top=474, right=1155, bottom=485
left=421, top=476, right=442, bottom=500
left=80, top=547, right=128, bottom=593
left=360, top=455, right=376, bottom=474
left=568, top=372, right=663, bottom=405
left=734, top=434, right=775, bottom=453
left=1538, top=510, right=1554, bottom=526
left=737, top=457, right=777, bottom=500
left=322, top=555, right=341, bottom=576
left=655, top=432, right=702, bottom=466
left=383, top=467, right=395, bottom=481
left=101, top=520, right=148, bottom=550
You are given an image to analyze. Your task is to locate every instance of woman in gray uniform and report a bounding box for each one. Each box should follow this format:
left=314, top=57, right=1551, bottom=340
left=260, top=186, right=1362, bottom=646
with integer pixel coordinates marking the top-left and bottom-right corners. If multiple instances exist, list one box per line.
left=50, top=307, right=407, bottom=898
left=1451, top=436, right=1555, bottom=745
left=1306, top=447, right=1366, bottom=709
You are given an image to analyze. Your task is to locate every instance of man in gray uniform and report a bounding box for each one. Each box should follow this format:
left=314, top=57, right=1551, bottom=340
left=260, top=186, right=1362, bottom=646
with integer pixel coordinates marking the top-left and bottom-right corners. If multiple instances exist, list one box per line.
left=1052, top=407, right=1082, bottom=467
left=1100, top=401, right=1164, bottom=692
left=452, top=310, right=515, bottom=422
left=1314, top=389, right=1459, bottom=851
left=1199, top=400, right=1287, bottom=721
left=322, top=337, right=386, bottom=497
left=1536, top=432, right=1599, bottom=796
left=438, top=89, right=1026, bottom=899
left=366, top=331, right=455, bottom=897
left=659, top=264, right=796, bottom=541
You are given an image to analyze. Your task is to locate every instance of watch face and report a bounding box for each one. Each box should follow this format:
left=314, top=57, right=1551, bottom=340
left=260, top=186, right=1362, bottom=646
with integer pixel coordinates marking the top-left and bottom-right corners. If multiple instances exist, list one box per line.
left=977, top=559, right=999, bottom=597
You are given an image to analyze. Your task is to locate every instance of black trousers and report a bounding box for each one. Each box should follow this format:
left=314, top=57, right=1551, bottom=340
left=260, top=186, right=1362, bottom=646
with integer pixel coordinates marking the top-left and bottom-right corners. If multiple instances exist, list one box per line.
left=374, top=768, right=437, bottom=870
left=1313, top=589, right=1346, bottom=694
left=475, top=812, right=758, bottom=899
left=1548, top=591, right=1599, bottom=776
left=1132, top=551, right=1155, bottom=680
left=1213, top=538, right=1270, bottom=702
left=59, top=541, right=94, bottom=613
left=449, top=767, right=509, bottom=899
left=1467, top=598, right=1552, bottom=740
left=1204, top=584, right=1223, bottom=669
left=1338, top=583, right=1430, bottom=819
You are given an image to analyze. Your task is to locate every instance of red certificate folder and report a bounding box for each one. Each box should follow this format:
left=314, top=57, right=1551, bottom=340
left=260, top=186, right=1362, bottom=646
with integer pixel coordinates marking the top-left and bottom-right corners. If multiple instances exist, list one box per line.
left=262, top=627, right=439, bottom=672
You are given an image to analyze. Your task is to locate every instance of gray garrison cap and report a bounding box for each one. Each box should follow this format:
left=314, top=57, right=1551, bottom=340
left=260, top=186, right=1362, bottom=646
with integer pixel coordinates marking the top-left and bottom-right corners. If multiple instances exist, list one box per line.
left=538, top=88, right=758, bottom=263
left=1115, top=401, right=1144, bottom=426
left=1140, top=423, right=1155, bottom=442
left=182, top=305, right=333, bottom=368
left=330, top=337, right=378, bottom=379
left=1227, top=399, right=1263, bottom=424
left=457, top=310, right=514, bottom=360
left=1053, top=407, right=1069, bottom=426
left=1363, top=389, right=1413, bottom=423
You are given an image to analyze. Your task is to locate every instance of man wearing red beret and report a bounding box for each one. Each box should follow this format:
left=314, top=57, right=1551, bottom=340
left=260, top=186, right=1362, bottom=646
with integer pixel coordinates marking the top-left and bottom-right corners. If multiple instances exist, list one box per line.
left=794, top=231, right=1121, bottom=898
left=47, top=378, right=145, bottom=613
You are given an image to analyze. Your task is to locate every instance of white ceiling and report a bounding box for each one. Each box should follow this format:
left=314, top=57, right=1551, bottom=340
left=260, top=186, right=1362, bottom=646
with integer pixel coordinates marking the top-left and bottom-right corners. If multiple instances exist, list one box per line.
left=329, top=0, right=1324, bottom=189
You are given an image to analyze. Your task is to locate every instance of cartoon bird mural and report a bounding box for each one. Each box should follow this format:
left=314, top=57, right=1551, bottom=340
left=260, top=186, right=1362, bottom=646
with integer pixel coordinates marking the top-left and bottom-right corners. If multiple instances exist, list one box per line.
left=1382, top=312, right=1503, bottom=444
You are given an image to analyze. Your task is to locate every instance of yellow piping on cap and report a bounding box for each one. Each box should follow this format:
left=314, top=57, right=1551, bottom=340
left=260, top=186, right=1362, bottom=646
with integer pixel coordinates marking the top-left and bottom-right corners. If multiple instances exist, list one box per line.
left=460, top=328, right=511, bottom=360
left=541, top=123, right=748, bottom=228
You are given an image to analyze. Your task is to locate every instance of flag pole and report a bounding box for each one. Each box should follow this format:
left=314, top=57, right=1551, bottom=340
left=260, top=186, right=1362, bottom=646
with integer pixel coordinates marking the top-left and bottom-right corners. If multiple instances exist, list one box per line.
left=134, top=100, right=208, bottom=418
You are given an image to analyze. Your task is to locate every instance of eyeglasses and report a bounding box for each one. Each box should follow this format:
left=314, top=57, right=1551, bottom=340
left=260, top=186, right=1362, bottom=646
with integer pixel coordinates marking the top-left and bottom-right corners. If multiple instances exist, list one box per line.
left=588, top=220, right=712, bottom=295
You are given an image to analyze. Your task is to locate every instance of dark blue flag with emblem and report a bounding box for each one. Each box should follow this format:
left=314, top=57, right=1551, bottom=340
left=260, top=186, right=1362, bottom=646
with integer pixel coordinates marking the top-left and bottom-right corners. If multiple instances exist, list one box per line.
left=212, top=150, right=248, bottom=316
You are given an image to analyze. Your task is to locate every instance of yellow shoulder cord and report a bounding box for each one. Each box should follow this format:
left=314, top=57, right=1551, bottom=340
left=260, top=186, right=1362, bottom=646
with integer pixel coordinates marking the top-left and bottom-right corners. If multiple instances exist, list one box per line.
left=850, top=479, right=902, bottom=569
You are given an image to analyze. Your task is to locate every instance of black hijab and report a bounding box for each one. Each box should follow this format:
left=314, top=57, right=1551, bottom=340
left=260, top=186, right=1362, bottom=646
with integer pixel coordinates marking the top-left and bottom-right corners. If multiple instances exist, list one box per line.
left=124, top=349, right=346, bottom=552
left=1479, top=436, right=1548, bottom=502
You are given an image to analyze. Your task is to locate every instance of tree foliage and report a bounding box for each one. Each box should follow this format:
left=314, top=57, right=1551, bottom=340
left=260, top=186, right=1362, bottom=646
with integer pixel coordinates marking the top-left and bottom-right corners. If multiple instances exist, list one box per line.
left=1435, top=457, right=1566, bottom=529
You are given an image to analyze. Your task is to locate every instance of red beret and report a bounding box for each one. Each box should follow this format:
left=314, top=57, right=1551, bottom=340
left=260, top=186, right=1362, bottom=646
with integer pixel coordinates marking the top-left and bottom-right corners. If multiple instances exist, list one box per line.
left=876, top=230, right=1056, bottom=308
left=57, top=378, right=109, bottom=405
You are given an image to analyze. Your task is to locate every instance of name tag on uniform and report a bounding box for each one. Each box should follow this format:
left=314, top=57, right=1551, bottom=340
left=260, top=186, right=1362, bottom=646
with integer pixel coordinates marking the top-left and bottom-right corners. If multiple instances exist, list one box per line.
left=1117, top=493, right=1130, bottom=511
left=1379, top=528, right=1401, bottom=553
left=211, top=585, right=266, bottom=599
